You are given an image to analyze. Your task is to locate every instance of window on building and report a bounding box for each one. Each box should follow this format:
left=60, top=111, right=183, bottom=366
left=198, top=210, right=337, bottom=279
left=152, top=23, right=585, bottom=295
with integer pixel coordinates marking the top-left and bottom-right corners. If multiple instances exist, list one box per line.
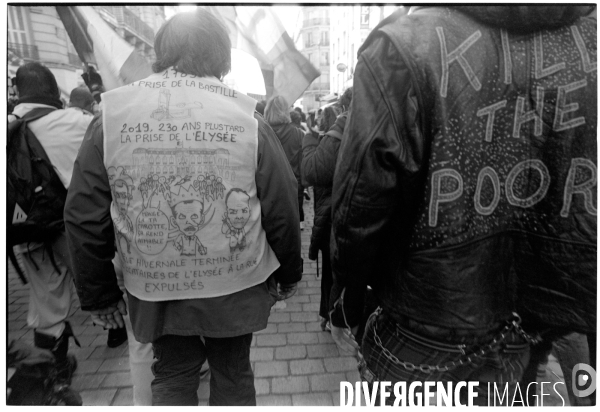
left=320, top=31, right=329, bottom=46
left=8, top=7, right=31, bottom=46
left=323, top=52, right=329, bottom=65
left=307, top=53, right=313, bottom=65
left=306, top=32, right=313, bottom=47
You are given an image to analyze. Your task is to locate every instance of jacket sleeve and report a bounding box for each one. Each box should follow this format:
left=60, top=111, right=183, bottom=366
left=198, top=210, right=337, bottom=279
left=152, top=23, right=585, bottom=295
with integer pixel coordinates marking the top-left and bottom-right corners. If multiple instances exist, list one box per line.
left=255, top=115, right=303, bottom=285
left=64, top=115, right=122, bottom=311
left=330, top=34, right=417, bottom=328
left=301, top=130, right=342, bottom=188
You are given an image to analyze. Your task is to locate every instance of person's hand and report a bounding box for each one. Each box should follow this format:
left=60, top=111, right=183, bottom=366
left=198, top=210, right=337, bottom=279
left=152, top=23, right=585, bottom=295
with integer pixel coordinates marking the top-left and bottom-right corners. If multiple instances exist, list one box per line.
left=277, top=282, right=298, bottom=301
left=331, top=324, right=360, bottom=358
left=90, top=298, right=127, bottom=329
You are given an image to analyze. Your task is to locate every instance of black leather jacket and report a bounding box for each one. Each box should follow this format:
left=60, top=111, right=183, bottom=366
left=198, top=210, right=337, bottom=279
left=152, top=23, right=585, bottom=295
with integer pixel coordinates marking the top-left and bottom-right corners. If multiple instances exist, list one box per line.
left=330, top=6, right=597, bottom=334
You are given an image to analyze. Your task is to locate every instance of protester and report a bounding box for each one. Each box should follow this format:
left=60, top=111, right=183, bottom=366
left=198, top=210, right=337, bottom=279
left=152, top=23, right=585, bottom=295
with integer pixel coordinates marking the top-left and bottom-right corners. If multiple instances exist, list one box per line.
left=67, top=86, right=98, bottom=115
left=265, top=95, right=306, bottom=230
left=329, top=5, right=596, bottom=406
left=64, top=9, right=302, bottom=406
left=290, top=110, right=304, bottom=131
left=255, top=99, right=267, bottom=116
left=8, top=62, right=93, bottom=395
left=301, top=88, right=352, bottom=332
left=319, top=106, right=339, bottom=136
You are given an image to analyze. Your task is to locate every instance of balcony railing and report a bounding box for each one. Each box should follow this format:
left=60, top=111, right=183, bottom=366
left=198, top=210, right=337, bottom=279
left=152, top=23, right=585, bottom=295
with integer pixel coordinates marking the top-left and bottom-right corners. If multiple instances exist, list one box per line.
left=95, top=5, right=155, bottom=45
left=8, top=42, right=39, bottom=61
left=303, top=17, right=330, bottom=27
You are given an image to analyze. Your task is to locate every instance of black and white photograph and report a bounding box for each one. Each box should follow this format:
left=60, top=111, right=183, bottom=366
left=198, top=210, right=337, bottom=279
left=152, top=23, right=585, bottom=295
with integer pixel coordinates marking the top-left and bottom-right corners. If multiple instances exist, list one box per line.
left=5, top=2, right=597, bottom=407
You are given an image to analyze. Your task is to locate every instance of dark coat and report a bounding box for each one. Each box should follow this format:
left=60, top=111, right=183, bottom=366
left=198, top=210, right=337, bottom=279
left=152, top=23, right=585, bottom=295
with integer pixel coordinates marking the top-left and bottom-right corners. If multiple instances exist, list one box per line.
left=301, top=115, right=347, bottom=260
left=330, top=6, right=597, bottom=334
left=270, top=122, right=304, bottom=181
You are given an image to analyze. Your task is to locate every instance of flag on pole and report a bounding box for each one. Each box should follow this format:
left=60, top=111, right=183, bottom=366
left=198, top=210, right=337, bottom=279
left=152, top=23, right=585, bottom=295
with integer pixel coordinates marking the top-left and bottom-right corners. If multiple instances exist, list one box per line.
left=207, top=6, right=320, bottom=105
left=55, top=6, right=153, bottom=91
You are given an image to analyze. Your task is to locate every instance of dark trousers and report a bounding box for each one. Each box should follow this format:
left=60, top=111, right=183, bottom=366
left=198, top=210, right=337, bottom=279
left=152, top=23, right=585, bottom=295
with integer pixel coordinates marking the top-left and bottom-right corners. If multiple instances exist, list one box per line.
left=151, top=334, right=255, bottom=406
left=318, top=244, right=332, bottom=320
left=298, top=183, right=305, bottom=222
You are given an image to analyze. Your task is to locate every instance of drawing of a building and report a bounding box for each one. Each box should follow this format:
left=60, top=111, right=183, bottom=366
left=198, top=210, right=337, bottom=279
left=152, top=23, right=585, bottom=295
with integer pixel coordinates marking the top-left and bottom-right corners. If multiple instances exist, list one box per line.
left=129, top=147, right=239, bottom=182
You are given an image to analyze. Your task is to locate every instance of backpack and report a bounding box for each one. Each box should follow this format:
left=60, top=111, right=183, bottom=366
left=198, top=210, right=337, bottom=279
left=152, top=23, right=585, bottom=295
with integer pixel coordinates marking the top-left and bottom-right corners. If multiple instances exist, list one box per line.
left=7, top=107, right=67, bottom=284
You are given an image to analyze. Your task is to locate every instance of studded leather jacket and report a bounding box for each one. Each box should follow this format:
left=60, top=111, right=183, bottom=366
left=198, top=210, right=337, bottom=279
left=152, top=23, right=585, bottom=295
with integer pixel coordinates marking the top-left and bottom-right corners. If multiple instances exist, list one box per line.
left=330, top=6, right=597, bottom=334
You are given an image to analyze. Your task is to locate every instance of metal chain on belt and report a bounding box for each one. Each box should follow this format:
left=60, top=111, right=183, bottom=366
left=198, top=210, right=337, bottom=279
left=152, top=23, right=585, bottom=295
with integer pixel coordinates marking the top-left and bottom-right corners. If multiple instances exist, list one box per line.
left=371, top=310, right=538, bottom=373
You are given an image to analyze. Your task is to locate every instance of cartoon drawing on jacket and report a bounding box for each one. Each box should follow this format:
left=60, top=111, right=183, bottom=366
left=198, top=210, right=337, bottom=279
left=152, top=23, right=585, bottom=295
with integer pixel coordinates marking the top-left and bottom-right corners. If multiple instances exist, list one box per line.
left=221, top=188, right=251, bottom=253
left=150, top=89, right=203, bottom=121
left=108, top=166, right=135, bottom=255
left=169, top=177, right=215, bottom=256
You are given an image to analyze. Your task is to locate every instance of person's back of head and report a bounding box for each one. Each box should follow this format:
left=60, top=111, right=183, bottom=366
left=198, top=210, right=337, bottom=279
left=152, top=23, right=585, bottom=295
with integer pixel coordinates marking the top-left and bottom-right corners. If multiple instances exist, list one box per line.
left=264, top=95, right=290, bottom=126
left=153, top=8, right=231, bottom=79
left=320, top=106, right=339, bottom=133
left=69, top=86, right=95, bottom=113
left=339, top=87, right=353, bottom=112
left=15, top=62, right=60, bottom=102
left=256, top=100, right=267, bottom=116
left=290, top=110, right=302, bottom=126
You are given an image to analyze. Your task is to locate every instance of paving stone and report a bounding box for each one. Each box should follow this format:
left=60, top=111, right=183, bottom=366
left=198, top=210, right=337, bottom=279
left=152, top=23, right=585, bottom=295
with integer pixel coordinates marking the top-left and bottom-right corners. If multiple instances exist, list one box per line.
left=271, top=376, right=310, bottom=394
left=299, top=287, right=321, bottom=295
left=97, top=357, right=130, bottom=373
left=256, top=334, right=287, bottom=347
left=280, top=303, right=304, bottom=312
left=111, top=388, right=134, bottom=406
left=306, top=322, right=325, bottom=332
left=268, top=312, right=291, bottom=323
left=255, top=378, right=270, bottom=395
left=101, top=371, right=132, bottom=387
left=278, top=322, right=306, bottom=333
left=290, top=359, right=325, bottom=375
left=318, top=332, right=335, bottom=344
left=346, top=370, right=361, bottom=383
left=250, top=347, right=274, bottom=361
left=303, top=303, right=321, bottom=312
left=77, top=359, right=104, bottom=374
left=307, top=344, right=339, bottom=358
left=80, top=389, right=117, bottom=406
left=71, top=373, right=108, bottom=391
left=275, top=345, right=307, bottom=360
left=254, top=361, right=288, bottom=377
left=287, top=295, right=310, bottom=303
left=89, top=345, right=128, bottom=359
left=325, top=357, right=359, bottom=373
left=90, top=334, right=111, bottom=347
left=291, top=312, right=319, bottom=322
left=257, top=395, right=292, bottom=406
left=287, top=332, right=320, bottom=345
left=309, top=295, right=322, bottom=303
left=292, top=392, right=334, bottom=406
left=309, top=373, right=347, bottom=392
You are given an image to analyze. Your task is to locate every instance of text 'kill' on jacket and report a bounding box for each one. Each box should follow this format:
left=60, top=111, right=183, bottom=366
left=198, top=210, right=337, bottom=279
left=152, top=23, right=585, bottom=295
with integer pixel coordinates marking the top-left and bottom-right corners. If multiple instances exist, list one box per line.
left=330, top=6, right=597, bottom=333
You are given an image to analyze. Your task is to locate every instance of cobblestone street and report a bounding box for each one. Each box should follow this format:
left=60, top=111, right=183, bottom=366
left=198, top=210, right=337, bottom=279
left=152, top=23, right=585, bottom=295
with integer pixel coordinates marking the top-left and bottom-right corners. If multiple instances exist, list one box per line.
left=7, top=191, right=569, bottom=406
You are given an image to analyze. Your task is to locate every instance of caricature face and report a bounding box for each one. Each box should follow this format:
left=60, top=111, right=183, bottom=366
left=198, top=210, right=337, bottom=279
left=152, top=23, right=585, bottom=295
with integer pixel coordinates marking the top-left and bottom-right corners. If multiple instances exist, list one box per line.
left=171, top=200, right=204, bottom=237
left=114, top=181, right=130, bottom=214
left=226, top=191, right=251, bottom=229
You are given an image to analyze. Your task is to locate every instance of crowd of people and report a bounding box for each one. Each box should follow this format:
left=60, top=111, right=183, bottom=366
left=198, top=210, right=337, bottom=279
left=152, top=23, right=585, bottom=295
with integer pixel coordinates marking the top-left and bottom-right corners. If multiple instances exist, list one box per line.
left=7, top=4, right=597, bottom=407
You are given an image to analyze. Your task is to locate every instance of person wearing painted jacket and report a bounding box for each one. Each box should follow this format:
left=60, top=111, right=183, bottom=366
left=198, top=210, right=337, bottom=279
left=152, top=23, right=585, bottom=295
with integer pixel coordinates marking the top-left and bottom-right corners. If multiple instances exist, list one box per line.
left=65, top=10, right=302, bottom=406
left=329, top=6, right=596, bottom=405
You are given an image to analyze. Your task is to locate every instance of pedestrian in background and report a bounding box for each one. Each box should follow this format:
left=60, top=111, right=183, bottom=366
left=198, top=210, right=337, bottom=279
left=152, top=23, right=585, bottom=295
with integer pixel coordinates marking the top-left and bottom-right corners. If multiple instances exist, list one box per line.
left=265, top=95, right=306, bottom=230
left=330, top=5, right=596, bottom=405
left=65, top=9, right=302, bottom=406
left=8, top=62, right=93, bottom=398
left=302, top=88, right=352, bottom=332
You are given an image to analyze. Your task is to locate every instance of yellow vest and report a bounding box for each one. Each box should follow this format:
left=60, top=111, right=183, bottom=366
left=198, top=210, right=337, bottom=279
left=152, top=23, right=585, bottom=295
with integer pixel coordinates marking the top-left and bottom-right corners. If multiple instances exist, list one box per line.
left=102, top=68, right=280, bottom=301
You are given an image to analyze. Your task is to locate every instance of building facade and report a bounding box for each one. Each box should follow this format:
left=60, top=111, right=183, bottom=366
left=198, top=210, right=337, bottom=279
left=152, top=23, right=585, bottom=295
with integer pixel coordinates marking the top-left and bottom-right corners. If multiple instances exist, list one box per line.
left=329, top=5, right=399, bottom=96
left=296, top=6, right=331, bottom=112
left=7, top=5, right=165, bottom=101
